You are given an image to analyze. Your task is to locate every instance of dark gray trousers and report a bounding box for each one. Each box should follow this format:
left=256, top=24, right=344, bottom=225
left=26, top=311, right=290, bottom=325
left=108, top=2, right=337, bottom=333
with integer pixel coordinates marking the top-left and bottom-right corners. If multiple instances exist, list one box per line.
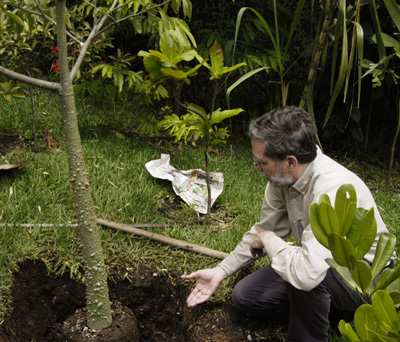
left=231, top=265, right=365, bottom=342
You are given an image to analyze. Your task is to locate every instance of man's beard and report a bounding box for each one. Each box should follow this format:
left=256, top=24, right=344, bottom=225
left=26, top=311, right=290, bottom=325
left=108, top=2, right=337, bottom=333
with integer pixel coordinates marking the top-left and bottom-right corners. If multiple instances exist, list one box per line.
left=260, top=171, right=294, bottom=187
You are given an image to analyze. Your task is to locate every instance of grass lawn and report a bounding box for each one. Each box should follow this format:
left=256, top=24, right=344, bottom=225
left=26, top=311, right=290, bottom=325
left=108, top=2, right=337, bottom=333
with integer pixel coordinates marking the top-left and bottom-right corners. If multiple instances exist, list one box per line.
left=1, top=89, right=399, bottom=341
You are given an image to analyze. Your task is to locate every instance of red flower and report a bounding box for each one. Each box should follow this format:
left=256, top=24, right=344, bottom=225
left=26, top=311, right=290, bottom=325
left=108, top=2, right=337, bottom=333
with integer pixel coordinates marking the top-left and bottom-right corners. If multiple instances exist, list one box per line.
left=51, top=46, right=58, bottom=54
left=94, top=62, right=97, bottom=66
left=100, top=61, right=103, bottom=64
left=54, top=67, right=59, bottom=73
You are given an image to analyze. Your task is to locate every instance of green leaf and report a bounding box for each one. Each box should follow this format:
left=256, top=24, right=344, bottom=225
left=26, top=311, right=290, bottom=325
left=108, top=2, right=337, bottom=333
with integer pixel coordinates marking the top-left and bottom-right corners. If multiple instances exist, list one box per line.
left=159, top=36, right=178, bottom=63
left=226, top=67, right=269, bottom=108
left=326, top=258, right=361, bottom=292
left=347, top=208, right=377, bottom=258
left=209, top=42, right=224, bottom=78
left=334, top=184, right=357, bottom=236
left=375, top=265, right=400, bottom=292
left=369, top=0, right=387, bottom=62
left=210, top=108, right=243, bottom=125
left=383, top=0, right=400, bottom=32
left=371, top=290, right=397, bottom=333
left=371, top=234, right=397, bottom=280
left=355, top=208, right=377, bottom=260
left=351, top=258, right=372, bottom=293
left=160, top=68, right=187, bottom=79
left=329, top=233, right=357, bottom=268
left=354, top=304, right=378, bottom=341
left=339, top=320, right=361, bottom=341
left=310, top=203, right=329, bottom=249
left=319, top=202, right=340, bottom=234
left=324, top=0, right=348, bottom=127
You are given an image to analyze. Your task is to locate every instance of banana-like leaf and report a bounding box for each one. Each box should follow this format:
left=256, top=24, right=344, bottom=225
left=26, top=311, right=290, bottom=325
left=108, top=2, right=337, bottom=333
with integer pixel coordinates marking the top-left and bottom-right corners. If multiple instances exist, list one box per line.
left=355, top=208, right=377, bottom=260
left=375, top=265, right=400, bottom=293
left=160, top=68, right=187, bottom=80
left=329, top=233, right=357, bottom=268
left=324, top=0, right=348, bottom=127
left=371, top=290, right=397, bottom=333
left=210, top=108, right=243, bottom=125
left=310, top=203, right=329, bottom=249
left=319, top=202, right=340, bottom=234
left=326, top=257, right=362, bottom=293
left=351, top=258, right=372, bottom=294
left=370, top=233, right=397, bottom=280
left=284, top=0, right=306, bottom=54
left=334, top=184, right=357, bottom=236
left=383, top=0, right=400, bottom=32
left=347, top=208, right=376, bottom=257
left=226, top=67, right=270, bottom=109
left=209, top=42, right=224, bottom=76
left=233, top=7, right=282, bottom=73
left=354, top=304, right=379, bottom=341
left=339, top=320, right=361, bottom=342
left=369, top=0, right=386, bottom=62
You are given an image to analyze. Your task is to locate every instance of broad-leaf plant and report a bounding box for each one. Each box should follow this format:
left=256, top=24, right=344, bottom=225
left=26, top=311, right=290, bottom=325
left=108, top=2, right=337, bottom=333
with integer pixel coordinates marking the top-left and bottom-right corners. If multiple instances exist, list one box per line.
left=310, top=184, right=399, bottom=341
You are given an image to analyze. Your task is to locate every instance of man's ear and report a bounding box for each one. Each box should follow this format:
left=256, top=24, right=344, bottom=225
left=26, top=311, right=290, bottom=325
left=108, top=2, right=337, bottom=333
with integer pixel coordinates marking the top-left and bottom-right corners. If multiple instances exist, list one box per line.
left=286, top=155, right=298, bottom=169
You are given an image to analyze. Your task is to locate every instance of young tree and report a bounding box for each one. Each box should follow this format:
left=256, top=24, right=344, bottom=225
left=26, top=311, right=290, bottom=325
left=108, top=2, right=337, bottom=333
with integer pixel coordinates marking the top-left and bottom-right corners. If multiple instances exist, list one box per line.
left=0, top=0, right=191, bottom=332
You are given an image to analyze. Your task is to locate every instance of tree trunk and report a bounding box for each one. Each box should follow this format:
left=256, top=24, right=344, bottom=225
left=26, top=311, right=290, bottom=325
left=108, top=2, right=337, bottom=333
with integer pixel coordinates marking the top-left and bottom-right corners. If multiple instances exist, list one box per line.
left=56, top=0, right=112, bottom=331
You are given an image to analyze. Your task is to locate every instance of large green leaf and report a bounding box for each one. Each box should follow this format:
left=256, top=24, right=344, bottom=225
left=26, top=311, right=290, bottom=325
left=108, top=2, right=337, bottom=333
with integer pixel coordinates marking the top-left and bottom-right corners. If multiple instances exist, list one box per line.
left=369, top=0, right=386, bottom=62
left=354, top=304, right=379, bottom=341
left=371, top=234, right=397, bottom=280
left=160, top=36, right=179, bottom=63
left=324, top=0, right=348, bottom=127
left=326, top=258, right=362, bottom=293
left=371, top=290, right=397, bottom=333
left=319, top=202, right=340, bottom=234
left=339, top=320, right=361, bottom=342
left=210, top=108, right=243, bottom=125
left=329, top=233, right=357, bottom=268
left=347, top=208, right=377, bottom=258
left=209, top=42, right=224, bottom=77
left=375, top=265, right=400, bottom=294
left=160, top=68, right=187, bottom=79
left=226, top=67, right=270, bottom=109
left=355, top=208, right=377, bottom=260
left=383, top=0, right=400, bottom=32
left=310, top=203, right=329, bottom=249
left=351, top=258, right=372, bottom=293
left=334, top=184, right=357, bottom=236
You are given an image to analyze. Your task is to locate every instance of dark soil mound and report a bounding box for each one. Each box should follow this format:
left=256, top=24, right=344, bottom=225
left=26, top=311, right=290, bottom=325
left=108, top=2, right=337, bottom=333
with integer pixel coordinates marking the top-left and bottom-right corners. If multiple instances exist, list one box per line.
left=0, top=260, right=285, bottom=342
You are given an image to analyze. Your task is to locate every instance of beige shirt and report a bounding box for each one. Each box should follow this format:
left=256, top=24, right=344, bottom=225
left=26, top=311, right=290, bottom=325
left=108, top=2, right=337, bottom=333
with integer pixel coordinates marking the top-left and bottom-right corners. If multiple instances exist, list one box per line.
left=219, top=148, right=390, bottom=291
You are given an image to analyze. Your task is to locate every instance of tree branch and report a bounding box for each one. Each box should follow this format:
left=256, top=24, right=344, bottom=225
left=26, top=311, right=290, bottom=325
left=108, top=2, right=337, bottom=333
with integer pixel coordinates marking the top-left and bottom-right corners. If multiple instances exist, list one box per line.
left=70, top=0, right=119, bottom=81
left=96, top=0, right=171, bottom=37
left=4, top=2, right=83, bottom=45
left=0, top=66, right=62, bottom=93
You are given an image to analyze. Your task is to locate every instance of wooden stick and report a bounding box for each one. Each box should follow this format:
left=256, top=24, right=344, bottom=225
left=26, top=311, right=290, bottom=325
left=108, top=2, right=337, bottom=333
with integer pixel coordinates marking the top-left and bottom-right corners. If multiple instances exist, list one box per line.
left=96, top=218, right=229, bottom=260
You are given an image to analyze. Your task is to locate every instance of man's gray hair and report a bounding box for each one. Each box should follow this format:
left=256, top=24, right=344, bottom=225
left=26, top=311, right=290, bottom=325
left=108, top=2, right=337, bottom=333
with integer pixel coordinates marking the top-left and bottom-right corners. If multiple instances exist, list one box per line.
left=248, top=106, right=317, bottom=164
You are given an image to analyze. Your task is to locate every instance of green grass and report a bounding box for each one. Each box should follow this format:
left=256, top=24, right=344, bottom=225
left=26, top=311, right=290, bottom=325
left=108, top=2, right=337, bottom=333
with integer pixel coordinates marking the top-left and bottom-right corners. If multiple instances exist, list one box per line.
left=1, top=89, right=399, bottom=342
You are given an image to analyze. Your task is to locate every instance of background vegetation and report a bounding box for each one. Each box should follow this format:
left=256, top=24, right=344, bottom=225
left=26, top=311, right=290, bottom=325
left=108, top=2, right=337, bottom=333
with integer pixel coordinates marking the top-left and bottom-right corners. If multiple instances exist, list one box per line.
left=1, top=0, right=400, bottom=339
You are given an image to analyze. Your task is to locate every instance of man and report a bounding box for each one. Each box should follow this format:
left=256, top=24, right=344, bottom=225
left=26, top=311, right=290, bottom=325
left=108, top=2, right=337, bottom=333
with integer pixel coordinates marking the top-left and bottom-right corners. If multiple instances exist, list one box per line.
left=185, top=106, right=392, bottom=341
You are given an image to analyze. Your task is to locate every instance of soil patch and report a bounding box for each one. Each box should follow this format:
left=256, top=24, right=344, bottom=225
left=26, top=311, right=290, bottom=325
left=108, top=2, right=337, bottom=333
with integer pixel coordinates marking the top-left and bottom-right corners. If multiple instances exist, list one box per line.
left=0, top=260, right=285, bottom=342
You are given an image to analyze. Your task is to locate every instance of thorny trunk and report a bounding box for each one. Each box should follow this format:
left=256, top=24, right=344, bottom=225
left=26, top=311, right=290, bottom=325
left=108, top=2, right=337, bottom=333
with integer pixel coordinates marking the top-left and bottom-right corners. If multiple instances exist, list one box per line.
left=56, top=0, right=112, bottom=331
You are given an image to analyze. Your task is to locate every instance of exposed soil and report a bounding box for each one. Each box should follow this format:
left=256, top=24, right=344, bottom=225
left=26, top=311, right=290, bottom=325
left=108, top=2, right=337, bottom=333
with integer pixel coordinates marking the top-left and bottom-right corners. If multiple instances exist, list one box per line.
left=0, top=260, right=286, bottom=342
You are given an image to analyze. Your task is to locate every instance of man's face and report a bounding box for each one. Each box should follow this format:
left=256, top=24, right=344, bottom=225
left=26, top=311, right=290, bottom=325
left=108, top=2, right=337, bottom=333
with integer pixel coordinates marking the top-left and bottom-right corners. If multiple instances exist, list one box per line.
left=251, top=140, right=294, bottom=187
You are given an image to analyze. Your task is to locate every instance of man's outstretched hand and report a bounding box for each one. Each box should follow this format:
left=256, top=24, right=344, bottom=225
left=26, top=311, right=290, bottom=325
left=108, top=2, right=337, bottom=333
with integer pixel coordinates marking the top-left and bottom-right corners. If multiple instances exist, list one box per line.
left=185, top=266, right=228, bottom=307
